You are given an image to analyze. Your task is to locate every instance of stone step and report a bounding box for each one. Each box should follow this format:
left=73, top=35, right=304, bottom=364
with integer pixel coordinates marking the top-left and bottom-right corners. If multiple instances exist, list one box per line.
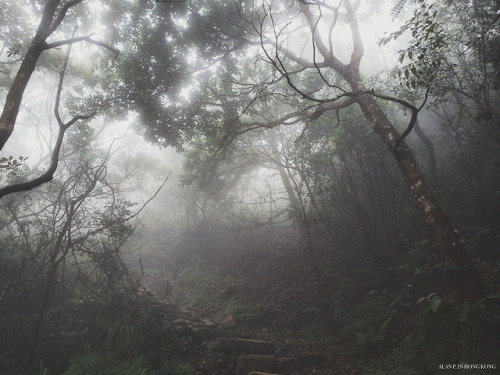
left=297, top=351, right=325, bottom=366
left=191, top=326, right=242, bottom=339
left=236, top=355, right=278, bottom=375
left=171, top=310, right=199, bottom=320
left=278, top=357, right=304, bottom=375
left=208, top=337, right=275, bottom=354
left=173, top=318, right=216, bottom=327
left=236, top=355, right=304, bottom=375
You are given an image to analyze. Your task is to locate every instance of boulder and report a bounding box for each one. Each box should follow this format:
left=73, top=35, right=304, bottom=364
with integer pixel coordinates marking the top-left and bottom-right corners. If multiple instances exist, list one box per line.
left=215, top=311, right=238, bottom=329
left=172, top=318, right=193, bottom=326
left=236, top=355, right=278, bottom=375
left=208, top=337, right=275, bottom=354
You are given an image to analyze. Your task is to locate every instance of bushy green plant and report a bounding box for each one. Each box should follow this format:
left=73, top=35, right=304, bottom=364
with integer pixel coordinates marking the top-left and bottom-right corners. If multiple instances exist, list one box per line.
left=173, top=262, right=225, bottom=314
left=335, top=294, right=392, bottom=350
left=358, top=330, right=432, bottom=374
left=224, top=297, right=261, bottom=321
left=64, top=353, right=155, bottom=375
left=158, top=359, right=194, bottom=375
left=64, top=352, right=194, bottom=375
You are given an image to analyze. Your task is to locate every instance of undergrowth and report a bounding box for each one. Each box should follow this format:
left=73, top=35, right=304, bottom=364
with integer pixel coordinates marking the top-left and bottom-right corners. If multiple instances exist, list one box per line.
left=64, top=353, right=193, bottom=375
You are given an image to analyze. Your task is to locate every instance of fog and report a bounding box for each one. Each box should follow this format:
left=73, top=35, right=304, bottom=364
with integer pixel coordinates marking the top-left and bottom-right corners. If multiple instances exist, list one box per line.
left=1, top=1, right=499, bottom=374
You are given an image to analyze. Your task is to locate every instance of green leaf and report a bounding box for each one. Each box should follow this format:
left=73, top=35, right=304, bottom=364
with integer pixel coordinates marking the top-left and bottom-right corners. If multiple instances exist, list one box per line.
left=431, top=298, right=442, bottom=313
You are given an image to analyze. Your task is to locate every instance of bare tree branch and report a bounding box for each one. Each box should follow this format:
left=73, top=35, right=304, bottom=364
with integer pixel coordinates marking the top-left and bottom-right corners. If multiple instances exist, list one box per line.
left=344, top=0, right=364, bottom=72
left=47, top=0, right=84, bottom=35
left=46, top=36, right=120, bottom=56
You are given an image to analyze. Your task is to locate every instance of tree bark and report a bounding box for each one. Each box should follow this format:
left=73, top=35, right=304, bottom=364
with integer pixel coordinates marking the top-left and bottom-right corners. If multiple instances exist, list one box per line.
left=0, top=41, right=47, bottom=150
left=353, top=91, right=483, bottom=302
left=0, top=0, right=60, bottom=150
left=0, top=0, right=88, bottom=151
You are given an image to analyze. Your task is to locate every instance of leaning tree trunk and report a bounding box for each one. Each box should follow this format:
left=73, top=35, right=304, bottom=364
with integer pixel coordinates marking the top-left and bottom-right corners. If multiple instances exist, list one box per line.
left=354, top=91, right=484, bottom=302
left=0, top=0, right=63, bottom=150
left=0, top=40, right=47, bottom=150
left=314, top=0, right=485, bottom=302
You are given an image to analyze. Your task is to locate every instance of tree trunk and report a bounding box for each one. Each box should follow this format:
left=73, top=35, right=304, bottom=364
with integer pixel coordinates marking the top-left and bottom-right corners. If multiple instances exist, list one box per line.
left=354, top=92, right=484, bottom=302
left=294, top=0, right=483, bottom=301
left=414, top=119, right=439, bottom=187
left=0, top=0, right=63, bottom=150
left=0, top=42, right=47, bottom=150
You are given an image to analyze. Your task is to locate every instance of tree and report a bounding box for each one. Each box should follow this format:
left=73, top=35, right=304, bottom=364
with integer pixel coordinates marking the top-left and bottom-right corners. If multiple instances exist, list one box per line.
left=92, top=0, right=248, bottom=149
left=0, top=0, right=118, bottom=197
left=0, top=0, right=119, bottom=149
left=0, top=124, right=166, bottom=373
left=216, top=0, right=485, bottom=301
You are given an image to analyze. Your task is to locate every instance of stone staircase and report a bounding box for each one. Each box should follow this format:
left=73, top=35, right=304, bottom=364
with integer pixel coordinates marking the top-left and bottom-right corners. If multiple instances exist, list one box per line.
left=167, top=306, right=329, bottom=375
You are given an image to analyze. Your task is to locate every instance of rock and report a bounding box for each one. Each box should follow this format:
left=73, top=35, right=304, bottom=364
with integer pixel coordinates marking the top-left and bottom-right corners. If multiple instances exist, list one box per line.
left=238, top=312, right=260, bottom=322
left=278, top=357, right=304, bottom=375
left=208, top=337, right=275, bottom=354
left=173, top=318, right=194, bottom=326
left=236, top=355, right=278, bottom=375
left=215, top=311, right=238, bottom=329
left=248, top=373, right=283, bottom=375
left=191, top=327, right=241, bottom=339
left=173, top=325, right=189, bottom=334
left=172, top=310, right=199, bottom=320
left=197, top=319, right=218, bottom=328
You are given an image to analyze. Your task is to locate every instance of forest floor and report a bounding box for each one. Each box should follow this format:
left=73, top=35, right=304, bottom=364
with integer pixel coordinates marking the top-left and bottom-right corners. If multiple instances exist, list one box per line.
left=14, top=241, right=497, bottom=375
left=162, top=244, right=500, bottom=375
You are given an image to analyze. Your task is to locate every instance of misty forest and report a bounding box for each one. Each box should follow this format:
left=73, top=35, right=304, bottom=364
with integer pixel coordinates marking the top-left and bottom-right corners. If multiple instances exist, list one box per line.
left=1, top=0, right=500, bottom=374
